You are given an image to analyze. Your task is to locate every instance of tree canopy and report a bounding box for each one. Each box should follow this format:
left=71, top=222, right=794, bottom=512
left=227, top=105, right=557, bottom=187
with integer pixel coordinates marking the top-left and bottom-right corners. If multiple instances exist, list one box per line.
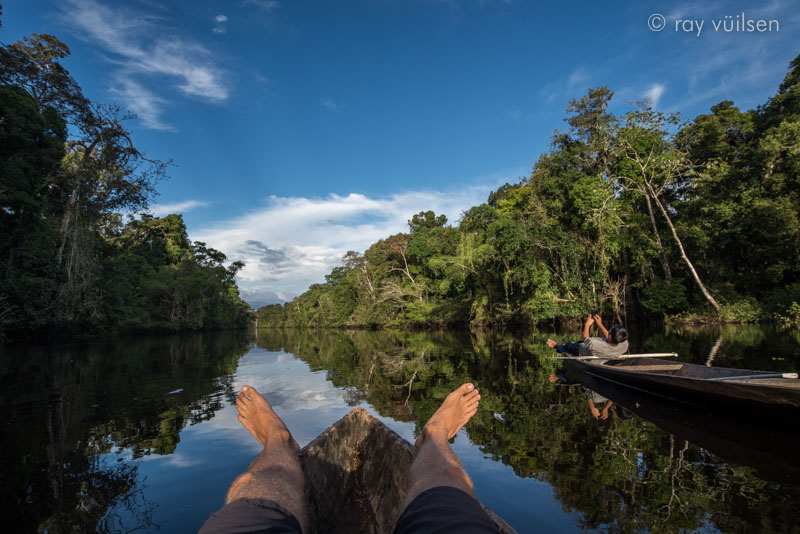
left=0, top=31, right=250, bottom=336
left=259, top=55, right=800, bottom=328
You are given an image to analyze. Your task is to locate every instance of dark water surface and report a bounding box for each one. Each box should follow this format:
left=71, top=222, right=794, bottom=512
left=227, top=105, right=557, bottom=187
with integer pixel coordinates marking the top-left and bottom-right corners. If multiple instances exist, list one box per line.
left=2, top=325, right=800, bottom=533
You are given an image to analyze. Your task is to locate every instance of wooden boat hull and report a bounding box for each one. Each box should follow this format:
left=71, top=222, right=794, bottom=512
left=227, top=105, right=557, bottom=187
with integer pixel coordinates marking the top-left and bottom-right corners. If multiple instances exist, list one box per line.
left=563, top=357, right=800, bottom=419
left=563, top=367, right=800, bottom=484
left=298, top=407, right=517, bottom=534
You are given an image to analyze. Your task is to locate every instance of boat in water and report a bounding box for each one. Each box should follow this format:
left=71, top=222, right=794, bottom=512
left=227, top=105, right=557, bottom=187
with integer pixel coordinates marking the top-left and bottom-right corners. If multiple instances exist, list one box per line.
left=563, top=356, right=800, bottom=419
left=559, top=363, right=800, bottom=484
left=298, top=407, right=517, bottom=534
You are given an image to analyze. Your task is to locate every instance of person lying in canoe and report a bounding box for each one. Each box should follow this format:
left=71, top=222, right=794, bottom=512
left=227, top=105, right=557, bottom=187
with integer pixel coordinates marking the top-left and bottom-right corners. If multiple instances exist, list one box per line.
left=548, top=371, right=633, bottom=421
left=199, top=383, right=497, bottom=534
left=546, top=313, right=629, bottom=358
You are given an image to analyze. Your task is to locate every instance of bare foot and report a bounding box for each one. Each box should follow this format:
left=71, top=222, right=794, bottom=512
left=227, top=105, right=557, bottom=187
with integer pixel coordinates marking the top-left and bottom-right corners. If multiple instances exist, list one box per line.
left=418, top=383, right=480, bottom=446
left=547, top=339, right=557, bottom=348
left=236, top=385, right=297, bottom=450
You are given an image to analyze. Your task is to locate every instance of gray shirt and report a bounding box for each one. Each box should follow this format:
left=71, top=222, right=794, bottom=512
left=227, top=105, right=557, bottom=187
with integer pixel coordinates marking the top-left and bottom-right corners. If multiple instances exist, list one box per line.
left=578, top=337, right=629, bottom=358
left=583, top=387, right=609, bottom=404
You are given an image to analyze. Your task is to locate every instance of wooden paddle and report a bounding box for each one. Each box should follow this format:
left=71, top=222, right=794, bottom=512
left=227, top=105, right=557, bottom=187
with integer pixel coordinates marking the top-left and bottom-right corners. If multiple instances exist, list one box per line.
left=553, top=353, right=678, bottom=360
left=708, top=372, right=798, bottom=381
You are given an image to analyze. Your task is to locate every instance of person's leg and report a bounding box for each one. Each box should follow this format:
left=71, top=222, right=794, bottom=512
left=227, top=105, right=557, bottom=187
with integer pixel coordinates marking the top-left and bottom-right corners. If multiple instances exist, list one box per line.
left=547, top=338, right=582, bottom=355
left=199, top=385, right=308, bottom=534
left=404, top=383, right=480, bottom=505
left=394, top=383, right=498, bottom=534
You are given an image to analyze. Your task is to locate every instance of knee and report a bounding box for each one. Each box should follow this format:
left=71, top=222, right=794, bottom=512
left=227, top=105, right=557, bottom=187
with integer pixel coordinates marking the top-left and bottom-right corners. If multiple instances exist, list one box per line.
left=413, top=465, right=473, bottom=497
left=444, top=465, right=473, bottom=492
left=233, top=472, right=256, bottom=487
left=226, top=472, right=257, bottom=503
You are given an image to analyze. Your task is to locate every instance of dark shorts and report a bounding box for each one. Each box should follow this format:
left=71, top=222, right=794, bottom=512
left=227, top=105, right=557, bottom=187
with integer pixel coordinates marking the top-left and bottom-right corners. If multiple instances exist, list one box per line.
left=198, top=498, right=302, bottom=534
left=393, top=486, right=498, bottom=534
left=198, top=486, right=497, bottom=534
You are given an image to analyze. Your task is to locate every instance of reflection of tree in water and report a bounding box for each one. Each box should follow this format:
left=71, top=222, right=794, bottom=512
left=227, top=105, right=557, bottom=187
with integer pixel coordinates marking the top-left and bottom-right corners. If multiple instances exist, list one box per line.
left=36, top=455, right=154, bottom=534
left=1, top=330, right=251, bottom=532
left=256, top=327, right=800, bottom=533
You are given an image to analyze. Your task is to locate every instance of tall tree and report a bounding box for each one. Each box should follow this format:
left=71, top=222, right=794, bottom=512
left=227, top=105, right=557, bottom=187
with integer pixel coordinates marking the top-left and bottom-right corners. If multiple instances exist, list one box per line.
left=613, top=105, right=720, bottom=313
left=0, top=34, right=90, bottom=124
left=1, top=34, right=168, bottom=323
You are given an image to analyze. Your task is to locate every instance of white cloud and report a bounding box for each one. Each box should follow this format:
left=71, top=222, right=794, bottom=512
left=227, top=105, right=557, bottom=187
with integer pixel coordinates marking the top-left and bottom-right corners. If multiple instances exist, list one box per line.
left=193, top=175, right=515, bottom=305
left=110, top=77, right=174, bottom=131
left=666, top=0, right=720, bottom=23
left=150, top=200, right=209, bottom=217
left=538, top=66, right=592, bottom=106
left=60, top=0, right=229, bottom=130
left=567, top=67, right=590, bottom=91
left=239, top=287, right=284, bottom=308
left=321, top=98, right=342, bottom=113
left=645, top=83, right=665, bottom=107
left=213, top=14, right=228, bottom=34
left=241, top=0, right=280, bottom=12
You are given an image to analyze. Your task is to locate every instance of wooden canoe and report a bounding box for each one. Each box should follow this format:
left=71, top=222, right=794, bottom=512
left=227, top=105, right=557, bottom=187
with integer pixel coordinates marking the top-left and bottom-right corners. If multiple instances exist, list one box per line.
left=563, top=357, right=800, bottom=418
left=561, top=367, right=800, bottom=484
left=298, top=407, right=517, bottom=534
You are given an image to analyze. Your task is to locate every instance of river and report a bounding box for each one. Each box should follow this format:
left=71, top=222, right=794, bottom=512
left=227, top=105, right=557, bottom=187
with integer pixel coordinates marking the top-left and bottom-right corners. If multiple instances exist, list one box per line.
left=2, top=324, right=799, bottom=533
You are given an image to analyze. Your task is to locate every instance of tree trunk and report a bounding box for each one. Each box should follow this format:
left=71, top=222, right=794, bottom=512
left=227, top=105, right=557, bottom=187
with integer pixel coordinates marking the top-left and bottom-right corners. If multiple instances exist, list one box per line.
left=649, top=187, right=721, bottom=313
left=56, top=184, right=79, bottom=265
left=643, top=192, right=672, bottom=284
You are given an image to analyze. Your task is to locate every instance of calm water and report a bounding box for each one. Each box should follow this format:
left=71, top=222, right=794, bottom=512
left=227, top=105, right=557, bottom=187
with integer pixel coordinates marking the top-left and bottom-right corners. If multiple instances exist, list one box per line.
left=2, top=325, right=800, bottom=533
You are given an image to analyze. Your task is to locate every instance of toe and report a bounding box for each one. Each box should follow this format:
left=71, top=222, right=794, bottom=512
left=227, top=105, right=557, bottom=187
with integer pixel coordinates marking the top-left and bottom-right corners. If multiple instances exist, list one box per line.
left=457, top=383, right=475, bottom=394
left=463, top=390, right=479, bottom=403
left=243, top=385, right=264, bottom=400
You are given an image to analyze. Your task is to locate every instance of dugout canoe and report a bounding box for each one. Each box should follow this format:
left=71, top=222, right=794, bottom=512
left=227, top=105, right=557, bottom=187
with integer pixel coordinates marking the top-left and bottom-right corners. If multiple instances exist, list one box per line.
left=298, top=407, right=517, bottom=534
left=562, top=357, right=800, bottom=418
left=559, top=369, right=800, bottom=484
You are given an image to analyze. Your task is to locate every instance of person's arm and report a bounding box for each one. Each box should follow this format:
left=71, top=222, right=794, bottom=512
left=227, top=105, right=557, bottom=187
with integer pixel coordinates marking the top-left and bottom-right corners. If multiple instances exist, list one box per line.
left=582, top=315, right=595, bottom=340
left=595, top=315, right=609, bottom=339
left=600, top=401, right=614, bottom=420
left=587, top=398, right=601, bottom=419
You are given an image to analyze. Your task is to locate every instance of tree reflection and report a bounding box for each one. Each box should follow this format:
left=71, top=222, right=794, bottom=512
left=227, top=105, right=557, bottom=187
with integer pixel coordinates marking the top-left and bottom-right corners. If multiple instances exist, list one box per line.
left=1, top=330, right=250, bottom=532
left=255, top=327, right=800, bottom=533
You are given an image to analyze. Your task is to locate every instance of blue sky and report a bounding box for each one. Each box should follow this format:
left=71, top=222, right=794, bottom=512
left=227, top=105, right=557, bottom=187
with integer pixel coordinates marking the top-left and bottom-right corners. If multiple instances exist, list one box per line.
left=3, top=0, right=799, bottom=307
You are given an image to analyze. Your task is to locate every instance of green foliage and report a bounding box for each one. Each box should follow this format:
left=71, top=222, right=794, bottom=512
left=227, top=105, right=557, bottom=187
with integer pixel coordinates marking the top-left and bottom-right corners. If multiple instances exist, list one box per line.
left=782, top=302, right=800, bottom=326
left=270, top=55, right=800, bottom=328
left=719, top=297, right=764, bottom=323
left=640, top=279, right=689, bottom=315
left=0, top=31, right=249, bottom=336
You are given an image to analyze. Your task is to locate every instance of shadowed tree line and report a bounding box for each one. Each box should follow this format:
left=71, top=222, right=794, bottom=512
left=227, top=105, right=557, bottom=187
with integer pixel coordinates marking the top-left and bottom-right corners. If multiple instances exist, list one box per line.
left=0, top=330, right=250, bottom=533
left=259, top=55, right=800, bottom=328
left=0, top=25, right=250, bottom=337
left=255, top=327, right=800, bottom=533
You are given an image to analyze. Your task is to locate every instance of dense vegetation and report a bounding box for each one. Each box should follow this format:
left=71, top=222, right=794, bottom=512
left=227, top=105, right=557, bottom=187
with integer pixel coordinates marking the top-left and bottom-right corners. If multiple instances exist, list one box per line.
left=259, top=55, right=800, bottom=328
left=0, top=27, right=250, bottom=337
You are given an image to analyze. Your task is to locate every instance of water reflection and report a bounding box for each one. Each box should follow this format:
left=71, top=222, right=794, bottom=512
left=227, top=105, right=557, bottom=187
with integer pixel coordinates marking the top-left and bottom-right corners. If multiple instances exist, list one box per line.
left=255, top=327, right=800, bottom=533
left=2, top=325, right=799, bottom=533
left=0, top=331, right=250, bottom=532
